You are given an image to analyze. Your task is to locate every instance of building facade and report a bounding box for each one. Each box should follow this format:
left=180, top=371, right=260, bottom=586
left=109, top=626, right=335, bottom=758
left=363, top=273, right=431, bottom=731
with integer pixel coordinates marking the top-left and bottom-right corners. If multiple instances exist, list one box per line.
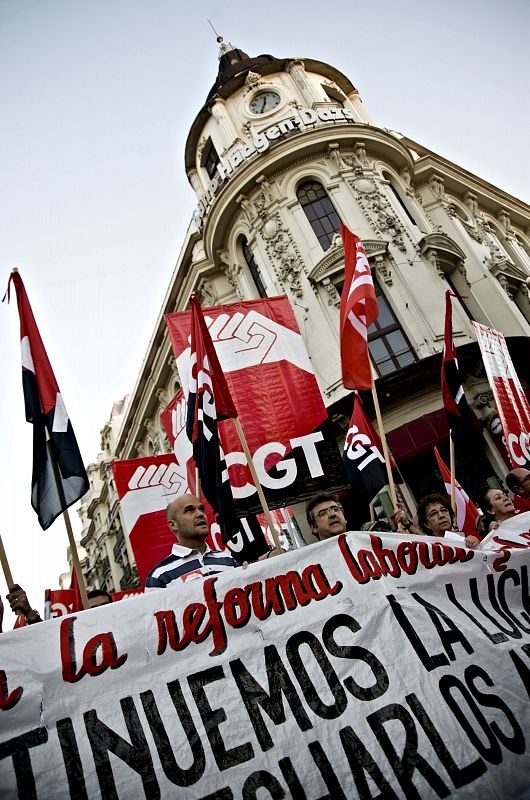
left=84, top=40, right=530, bottom=557
left=75, top=397, right=139, bottom=592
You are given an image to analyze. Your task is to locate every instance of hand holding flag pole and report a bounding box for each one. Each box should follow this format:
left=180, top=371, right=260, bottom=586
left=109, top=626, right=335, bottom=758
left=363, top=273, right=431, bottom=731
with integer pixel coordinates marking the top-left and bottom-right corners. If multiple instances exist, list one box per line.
left=4, top=269, right=89, bottom=610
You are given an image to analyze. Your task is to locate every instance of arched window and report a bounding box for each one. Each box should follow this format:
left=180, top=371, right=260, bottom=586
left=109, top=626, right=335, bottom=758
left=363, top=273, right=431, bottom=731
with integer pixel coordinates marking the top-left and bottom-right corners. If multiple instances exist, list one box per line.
left=242, top=238, right=267, bottom=298
left=297, top=181, right=341, bottom=250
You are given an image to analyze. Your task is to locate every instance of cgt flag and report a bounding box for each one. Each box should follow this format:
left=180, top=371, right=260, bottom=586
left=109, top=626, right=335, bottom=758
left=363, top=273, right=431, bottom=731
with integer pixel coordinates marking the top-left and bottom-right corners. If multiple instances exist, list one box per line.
left=343, top=395, right=401, bottom=502
left=186, top=294, right=240, bottom=543
left=434, top=447, right=480, bottom=537
left=441, top=290, right=477, bottom=438
left=339, top=225, right=378, bottom=390
left=4, top=271, right=89, bottom=530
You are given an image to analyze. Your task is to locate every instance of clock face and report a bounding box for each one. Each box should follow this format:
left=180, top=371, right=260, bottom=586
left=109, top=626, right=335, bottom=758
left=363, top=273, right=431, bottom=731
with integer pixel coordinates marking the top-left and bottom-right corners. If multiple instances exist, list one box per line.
left=249, top=91, right=281, bottom=115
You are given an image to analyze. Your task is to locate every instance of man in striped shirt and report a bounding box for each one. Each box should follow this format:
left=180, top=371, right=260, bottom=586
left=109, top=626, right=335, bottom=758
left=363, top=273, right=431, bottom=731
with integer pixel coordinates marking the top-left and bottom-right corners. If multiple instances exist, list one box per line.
left=145, top=494, right=240, bottom=591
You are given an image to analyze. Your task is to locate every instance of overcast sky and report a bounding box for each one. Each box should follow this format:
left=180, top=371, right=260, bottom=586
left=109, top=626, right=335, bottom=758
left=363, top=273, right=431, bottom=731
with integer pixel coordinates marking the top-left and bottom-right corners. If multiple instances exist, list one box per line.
left=0, top=0, right=528, bottom=627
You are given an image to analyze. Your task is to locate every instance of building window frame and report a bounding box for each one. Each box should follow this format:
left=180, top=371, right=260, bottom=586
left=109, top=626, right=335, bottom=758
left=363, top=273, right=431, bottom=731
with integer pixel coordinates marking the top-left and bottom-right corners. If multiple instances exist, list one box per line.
left=368, top=280, right=417, bottom=377
left=297, top=180, right=341, bottom=250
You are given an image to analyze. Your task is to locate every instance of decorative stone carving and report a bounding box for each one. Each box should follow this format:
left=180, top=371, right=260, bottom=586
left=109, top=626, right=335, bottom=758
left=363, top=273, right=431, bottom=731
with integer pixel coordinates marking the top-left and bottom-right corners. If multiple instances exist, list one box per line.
left=374, top=254, right=392, bottom=285
left=135, top=441, right=144, bottom=457
left=349, top=176, right=408, bottom=251
left=328, top=143, right=345, bottom=173
left=197, top=136, right=207, bottom=162
left=259, top=211, right=304, bottom=298
left=497, top=209, right=511, bottom=234
left=429, top=174, right=445, bottom=198
left=456, top=261, right=471, bottom=287
left=218, top=249, right=244, bottom=300
left=244, top=71, right=263, bottom=89
left=464, top=192, right=479, bottom=217
left=497, top=273, right=513, bottom=298
left=197, top=278, right=216, bottom=307
left=167, top=355, right=179, bottom=374
left=236, top=193, right=255, bottom=223
left=417, top=232, right=467, bottom=280
left=321, top=277, right=340, bottom=306
left=255, top=175, right=275, bottom=209
left=155, top=388, right=169, bottom=406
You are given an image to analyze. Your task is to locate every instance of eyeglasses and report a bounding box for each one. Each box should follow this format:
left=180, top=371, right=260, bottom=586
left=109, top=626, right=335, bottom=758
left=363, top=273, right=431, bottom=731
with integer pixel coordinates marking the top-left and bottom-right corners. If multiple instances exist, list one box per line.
left=314, top=504, right=343, bottom=520
left=426, top=506, right=450, bottom=519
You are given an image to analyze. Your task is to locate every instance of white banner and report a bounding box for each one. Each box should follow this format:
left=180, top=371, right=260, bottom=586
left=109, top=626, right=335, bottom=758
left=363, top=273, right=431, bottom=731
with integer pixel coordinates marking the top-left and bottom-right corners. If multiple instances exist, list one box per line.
left=1, top=531, right=530, bottom=799
left=473, top=321, right=530, bottom=467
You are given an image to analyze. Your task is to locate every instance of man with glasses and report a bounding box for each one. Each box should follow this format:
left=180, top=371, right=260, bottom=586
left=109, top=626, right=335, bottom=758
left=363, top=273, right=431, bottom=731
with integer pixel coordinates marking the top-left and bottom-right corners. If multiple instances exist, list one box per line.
left=306, top=492, right=348, bottom=540
left=505, top=468, right=530, bottom=513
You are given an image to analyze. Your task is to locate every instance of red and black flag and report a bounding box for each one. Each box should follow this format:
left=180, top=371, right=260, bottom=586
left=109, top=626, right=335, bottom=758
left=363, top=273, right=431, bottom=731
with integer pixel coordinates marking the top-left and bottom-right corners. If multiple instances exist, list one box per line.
left=186, top=294, right=241, bottom=543
left=343, top=395, right=401, bottom=502
left=4, top=271, right=89, bottom=529
left=441, top=290, right=477, bottom=437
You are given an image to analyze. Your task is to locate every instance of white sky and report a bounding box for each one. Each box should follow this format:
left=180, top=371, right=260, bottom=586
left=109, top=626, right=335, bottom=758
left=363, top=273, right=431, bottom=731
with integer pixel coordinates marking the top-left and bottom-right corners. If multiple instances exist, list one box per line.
left=0, top=0, right=528, bottom=627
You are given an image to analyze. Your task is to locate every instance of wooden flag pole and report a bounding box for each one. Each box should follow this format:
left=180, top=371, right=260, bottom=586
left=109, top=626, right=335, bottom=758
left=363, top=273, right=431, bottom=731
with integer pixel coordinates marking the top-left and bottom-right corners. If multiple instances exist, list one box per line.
left=449, top=435, right=457, bottom=516
left=63, top=508, right=89, bottom=610
left=369, top=362, right=398, bottom=510
left=195, top=468, right=201, bottom=500
left=233, top=417, right=282, bottom=551
left=0, top=533, right=15, bottom=590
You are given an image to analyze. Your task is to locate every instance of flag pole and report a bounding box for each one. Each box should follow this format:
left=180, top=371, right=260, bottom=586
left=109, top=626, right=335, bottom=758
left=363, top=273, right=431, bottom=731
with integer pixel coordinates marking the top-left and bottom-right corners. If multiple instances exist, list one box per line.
left=47, top=439, right=89, bottom=611
left=62, top=508, right=89, bottom=610
left=0, top=533, right=15, bottom=590
left=369, top=361, right=398, bottom=510
left=233, top=417, right=282, bottom=551
left=449, top=436, right=457, bottom=515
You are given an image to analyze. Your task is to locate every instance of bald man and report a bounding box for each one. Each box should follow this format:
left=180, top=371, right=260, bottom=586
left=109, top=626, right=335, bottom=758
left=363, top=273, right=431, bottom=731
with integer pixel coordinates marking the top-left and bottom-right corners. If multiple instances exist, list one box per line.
left=506, top=468, right=530, bottom=513
left=145, top=494, right=239, bottom=591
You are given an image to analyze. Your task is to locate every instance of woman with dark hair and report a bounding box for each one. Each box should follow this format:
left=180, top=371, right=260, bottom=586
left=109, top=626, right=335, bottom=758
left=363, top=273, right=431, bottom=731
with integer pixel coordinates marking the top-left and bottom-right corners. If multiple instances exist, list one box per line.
left=479, top=487, right=516, bottom=534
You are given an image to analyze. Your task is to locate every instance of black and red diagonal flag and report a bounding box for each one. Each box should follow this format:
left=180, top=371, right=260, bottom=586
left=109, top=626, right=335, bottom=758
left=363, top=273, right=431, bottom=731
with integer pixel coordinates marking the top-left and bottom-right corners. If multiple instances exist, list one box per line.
left=343, top=395, right=402, bottom=502
left=186, top=294, right=241, bottom=543
left=4, top=270, right=89, bottom=529
left=441, top=290, right=477, bottom=437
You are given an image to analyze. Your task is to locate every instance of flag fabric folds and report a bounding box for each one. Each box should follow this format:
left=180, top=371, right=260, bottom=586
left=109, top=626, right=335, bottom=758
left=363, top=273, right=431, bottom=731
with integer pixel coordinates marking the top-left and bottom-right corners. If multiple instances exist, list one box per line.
left=434, top=447, right=480, bottom=537
left=343, top=395, right=401, bottom=503
left=186, top=294, right=240, bottom=543
left=339, top=225, right=379, bottom=390
left=441, top=290, right=475, bottom=437
left=4, top=271, right=89, bottom=530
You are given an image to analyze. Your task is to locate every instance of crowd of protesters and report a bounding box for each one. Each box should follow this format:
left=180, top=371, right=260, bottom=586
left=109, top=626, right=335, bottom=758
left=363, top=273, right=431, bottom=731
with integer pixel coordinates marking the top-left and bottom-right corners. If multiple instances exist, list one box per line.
left=2, top=466, right=529, bottom=626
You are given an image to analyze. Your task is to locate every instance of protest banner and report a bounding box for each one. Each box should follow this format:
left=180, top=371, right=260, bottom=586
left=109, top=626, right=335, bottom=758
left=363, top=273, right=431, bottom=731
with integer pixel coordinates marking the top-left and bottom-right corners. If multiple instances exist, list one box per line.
left=474, top=322, right=530, bottom=468
left=1, top=531, right=529, bottom=798
left=112, top=454, right=184, bottom=585
left=165, top=296, right=348, bottom=515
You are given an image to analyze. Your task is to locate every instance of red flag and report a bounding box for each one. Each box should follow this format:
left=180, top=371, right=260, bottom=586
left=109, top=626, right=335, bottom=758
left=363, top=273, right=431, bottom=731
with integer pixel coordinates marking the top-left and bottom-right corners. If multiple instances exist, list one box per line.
left=69, top=570, right=84, bottom=612
left=441, top=290, right=476, bottom=437
left=434, top=447, right=480, bottom=537
left=339, top=225, right=378, bottom=390
left=3, top=271, right=89, bottom=529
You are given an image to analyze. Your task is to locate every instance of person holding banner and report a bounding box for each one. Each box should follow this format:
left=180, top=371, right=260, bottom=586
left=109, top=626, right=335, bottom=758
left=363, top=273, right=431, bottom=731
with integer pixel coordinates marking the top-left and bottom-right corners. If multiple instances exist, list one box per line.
left=416, top=493, right=480, bottom=548
left=145, top=494, right=240, bottom=590
left=480, top=488, right=516, bottom=529
left=306, top=492, right=348, bottom=540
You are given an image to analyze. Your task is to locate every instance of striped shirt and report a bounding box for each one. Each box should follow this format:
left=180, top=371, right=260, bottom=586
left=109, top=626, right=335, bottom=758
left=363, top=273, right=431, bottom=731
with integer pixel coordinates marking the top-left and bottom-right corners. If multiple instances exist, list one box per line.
left=145, top=543, right=239, bottom=591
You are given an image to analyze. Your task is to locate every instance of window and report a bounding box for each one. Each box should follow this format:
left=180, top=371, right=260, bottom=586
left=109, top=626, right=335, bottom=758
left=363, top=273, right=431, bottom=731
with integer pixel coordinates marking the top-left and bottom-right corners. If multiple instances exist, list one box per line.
left=242, top=238, right=267, bottom=297
left=203, top=141, right=220, bottom=179
left=368, top=281, right=416, bottom=376
left=297, top=181, right=341, bottom=250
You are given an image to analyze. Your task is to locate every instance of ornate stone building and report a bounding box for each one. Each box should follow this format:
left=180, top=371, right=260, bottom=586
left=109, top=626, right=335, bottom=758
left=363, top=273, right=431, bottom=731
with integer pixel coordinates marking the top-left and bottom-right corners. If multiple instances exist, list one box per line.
left=89, top=40, right=530, bottom=550
left=74, top=396, right=138, bottom=592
